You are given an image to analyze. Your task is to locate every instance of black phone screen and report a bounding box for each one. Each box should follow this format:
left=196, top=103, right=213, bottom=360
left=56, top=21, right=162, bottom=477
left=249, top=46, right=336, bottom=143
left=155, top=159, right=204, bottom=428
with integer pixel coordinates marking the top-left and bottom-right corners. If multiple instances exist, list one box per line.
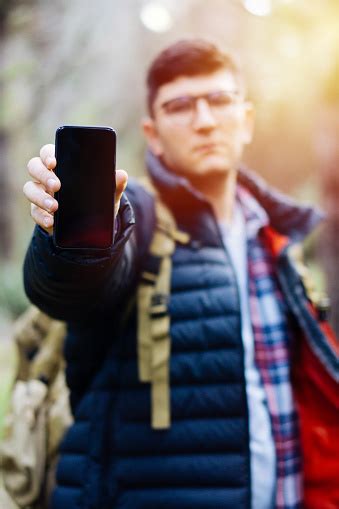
left=53, top=126, right=116, bottom=250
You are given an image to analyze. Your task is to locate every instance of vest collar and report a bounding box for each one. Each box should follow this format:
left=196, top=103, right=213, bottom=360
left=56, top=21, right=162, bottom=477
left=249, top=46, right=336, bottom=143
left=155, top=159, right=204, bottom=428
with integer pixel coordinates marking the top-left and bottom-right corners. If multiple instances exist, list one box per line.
left=145, top=149, right=324, bottom=244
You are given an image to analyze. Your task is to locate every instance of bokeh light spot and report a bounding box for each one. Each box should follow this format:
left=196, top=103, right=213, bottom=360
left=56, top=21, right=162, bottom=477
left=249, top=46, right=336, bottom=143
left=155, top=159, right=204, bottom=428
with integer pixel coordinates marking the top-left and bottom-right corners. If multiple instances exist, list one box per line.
left=243, top=0, right=272, bottom=17
left=140, top=2, right=173, bottom=33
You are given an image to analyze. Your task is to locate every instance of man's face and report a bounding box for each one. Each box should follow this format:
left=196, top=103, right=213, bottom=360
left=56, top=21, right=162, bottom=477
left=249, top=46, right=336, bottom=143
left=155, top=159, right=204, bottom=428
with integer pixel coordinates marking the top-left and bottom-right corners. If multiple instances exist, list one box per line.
left=142, top=69, right=254, bottom=180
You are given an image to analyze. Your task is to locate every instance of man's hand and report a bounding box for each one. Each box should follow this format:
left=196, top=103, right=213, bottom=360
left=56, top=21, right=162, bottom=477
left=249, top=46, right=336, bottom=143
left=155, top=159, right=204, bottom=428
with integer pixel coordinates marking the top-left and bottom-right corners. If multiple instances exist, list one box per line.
left=23, top=144, right=128, bottom=235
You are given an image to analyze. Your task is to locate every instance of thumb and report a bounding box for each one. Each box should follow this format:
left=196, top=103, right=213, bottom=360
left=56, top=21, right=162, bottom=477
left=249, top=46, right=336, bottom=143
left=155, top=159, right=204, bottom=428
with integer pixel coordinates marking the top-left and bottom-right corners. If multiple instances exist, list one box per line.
left=114, top=169, right=128, bottom=217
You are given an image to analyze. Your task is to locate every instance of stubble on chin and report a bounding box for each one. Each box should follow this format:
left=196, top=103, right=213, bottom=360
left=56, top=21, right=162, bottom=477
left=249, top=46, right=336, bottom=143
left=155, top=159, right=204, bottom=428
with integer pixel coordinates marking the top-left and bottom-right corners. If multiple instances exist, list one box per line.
left=163, top=152, right=234, bottom=187
left=182, top=165, right=232, bottom=191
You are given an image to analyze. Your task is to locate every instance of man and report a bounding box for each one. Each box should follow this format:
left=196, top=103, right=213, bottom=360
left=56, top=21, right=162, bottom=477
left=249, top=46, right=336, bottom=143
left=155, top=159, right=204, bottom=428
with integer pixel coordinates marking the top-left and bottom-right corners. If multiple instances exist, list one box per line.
left=23, top=39, right=338, bottom=509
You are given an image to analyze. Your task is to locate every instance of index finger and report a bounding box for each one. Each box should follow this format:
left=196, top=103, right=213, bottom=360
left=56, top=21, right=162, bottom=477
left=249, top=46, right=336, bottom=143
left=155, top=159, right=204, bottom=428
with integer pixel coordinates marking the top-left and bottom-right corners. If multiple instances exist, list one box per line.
left=40, top=144, right=56, bottom=170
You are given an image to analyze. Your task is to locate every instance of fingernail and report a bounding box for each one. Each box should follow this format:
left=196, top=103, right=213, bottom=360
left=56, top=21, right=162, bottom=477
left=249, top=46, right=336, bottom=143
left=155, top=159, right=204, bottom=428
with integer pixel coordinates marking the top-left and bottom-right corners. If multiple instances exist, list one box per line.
left=44, top=198, right=54, bottom=210
left=44, top=217, right=51, bottom=227
left=46, top=157, right=54, bottom=167
left=47, top=178, right=57, bottom=189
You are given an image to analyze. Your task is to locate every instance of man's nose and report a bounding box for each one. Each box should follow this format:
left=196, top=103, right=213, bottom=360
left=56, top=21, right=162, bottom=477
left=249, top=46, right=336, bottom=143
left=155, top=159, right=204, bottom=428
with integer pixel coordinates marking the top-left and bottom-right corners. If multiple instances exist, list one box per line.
left=192, top=98, right=217, bottom=131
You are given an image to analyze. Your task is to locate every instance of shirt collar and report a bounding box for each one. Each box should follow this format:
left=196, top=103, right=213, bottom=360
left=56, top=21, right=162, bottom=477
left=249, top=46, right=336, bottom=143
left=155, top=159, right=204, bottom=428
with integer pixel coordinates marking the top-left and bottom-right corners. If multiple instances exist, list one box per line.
left=236, top=184, right=269, bottom=239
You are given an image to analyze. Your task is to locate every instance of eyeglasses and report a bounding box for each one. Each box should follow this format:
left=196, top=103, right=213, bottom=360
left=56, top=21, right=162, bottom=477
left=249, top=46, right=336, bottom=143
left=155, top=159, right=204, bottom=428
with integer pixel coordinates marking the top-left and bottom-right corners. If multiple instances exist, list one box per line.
left=160, top=90, right=245, bottom=125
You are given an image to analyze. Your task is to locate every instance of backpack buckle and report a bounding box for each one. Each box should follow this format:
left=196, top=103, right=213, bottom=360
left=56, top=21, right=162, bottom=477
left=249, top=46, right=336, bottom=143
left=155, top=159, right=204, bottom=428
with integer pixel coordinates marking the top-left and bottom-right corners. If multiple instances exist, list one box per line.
left=150, top=293, right=169, bottom=318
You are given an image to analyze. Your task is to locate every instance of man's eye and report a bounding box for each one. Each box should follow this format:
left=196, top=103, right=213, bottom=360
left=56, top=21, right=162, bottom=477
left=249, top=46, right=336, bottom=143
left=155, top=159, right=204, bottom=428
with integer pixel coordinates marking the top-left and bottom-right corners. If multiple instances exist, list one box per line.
left=166, top=99, right=192, bottom=113
left=209, top=93, right=233, bottom=107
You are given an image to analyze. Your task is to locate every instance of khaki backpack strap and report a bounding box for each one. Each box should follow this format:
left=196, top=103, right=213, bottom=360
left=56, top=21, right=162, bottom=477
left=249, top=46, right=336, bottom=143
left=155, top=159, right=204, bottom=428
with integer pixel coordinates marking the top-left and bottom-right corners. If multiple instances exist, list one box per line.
left=150, top=255, right=172, bottom=429
left=136, top=176, right=190, bottom=429
left=137, top=282, right=154, bottom=382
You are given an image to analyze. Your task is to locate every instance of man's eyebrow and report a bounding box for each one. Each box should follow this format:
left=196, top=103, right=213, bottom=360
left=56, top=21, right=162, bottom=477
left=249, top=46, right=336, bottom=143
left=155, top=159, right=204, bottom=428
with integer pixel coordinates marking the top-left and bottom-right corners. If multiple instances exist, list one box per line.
left=161, top=95, right=192, bottom=106
left=160, top=90, right=241, bottom=106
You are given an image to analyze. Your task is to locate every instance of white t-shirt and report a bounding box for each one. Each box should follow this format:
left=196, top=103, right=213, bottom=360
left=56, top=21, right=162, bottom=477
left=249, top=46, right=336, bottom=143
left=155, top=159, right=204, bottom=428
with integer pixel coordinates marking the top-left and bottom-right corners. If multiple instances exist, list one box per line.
left=219, top=202, right=276, bottom=509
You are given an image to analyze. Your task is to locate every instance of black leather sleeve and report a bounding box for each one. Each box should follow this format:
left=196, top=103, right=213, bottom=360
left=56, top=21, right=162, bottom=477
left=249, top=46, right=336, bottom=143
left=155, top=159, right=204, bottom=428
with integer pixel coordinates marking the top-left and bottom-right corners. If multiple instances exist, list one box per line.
left=23, top=192, right=137, bottom=321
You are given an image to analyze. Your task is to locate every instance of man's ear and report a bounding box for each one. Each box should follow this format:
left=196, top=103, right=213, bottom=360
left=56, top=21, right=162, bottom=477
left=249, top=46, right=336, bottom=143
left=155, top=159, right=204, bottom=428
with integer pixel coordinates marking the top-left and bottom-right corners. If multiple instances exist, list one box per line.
left=141, top=116, right=164, bottom=156
left=242, top=102, right=255, bottom=145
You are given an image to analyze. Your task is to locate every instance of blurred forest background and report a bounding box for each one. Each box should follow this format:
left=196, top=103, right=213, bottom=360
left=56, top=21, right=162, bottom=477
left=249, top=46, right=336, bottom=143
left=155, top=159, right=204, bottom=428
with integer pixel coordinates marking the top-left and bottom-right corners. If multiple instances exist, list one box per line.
left=0, top=0, right=338, bottom=430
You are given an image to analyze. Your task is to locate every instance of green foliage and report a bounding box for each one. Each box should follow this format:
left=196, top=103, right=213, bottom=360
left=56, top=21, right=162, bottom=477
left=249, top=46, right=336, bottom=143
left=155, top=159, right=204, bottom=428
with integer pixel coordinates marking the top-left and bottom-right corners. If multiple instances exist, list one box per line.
left=0, top=261, right=29, bottom=319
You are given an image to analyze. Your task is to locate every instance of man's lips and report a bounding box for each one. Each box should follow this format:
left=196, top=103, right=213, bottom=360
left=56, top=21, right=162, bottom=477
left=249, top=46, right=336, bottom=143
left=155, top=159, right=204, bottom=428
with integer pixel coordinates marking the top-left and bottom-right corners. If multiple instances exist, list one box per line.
left=194, top=143, right=221, bottom=153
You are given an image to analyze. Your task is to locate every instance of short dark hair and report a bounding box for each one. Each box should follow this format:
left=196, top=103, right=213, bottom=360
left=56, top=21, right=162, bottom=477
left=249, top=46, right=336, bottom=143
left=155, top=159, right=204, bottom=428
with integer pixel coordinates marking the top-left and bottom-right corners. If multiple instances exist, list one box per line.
left=146, top=38, right=244, bottom=116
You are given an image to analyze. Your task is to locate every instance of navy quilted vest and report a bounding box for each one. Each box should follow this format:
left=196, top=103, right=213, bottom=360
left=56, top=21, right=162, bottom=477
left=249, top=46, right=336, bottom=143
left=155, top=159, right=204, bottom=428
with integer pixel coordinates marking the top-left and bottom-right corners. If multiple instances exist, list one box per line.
left=51, top=243, right=250, bottom=509
left=51, top=153, right=251, bottom=509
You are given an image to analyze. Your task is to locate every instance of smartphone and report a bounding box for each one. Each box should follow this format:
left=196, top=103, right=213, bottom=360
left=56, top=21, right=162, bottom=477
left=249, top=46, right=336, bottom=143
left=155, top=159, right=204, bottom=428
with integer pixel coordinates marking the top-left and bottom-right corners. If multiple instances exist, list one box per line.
left=53, top=125, right=116, bottom=250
